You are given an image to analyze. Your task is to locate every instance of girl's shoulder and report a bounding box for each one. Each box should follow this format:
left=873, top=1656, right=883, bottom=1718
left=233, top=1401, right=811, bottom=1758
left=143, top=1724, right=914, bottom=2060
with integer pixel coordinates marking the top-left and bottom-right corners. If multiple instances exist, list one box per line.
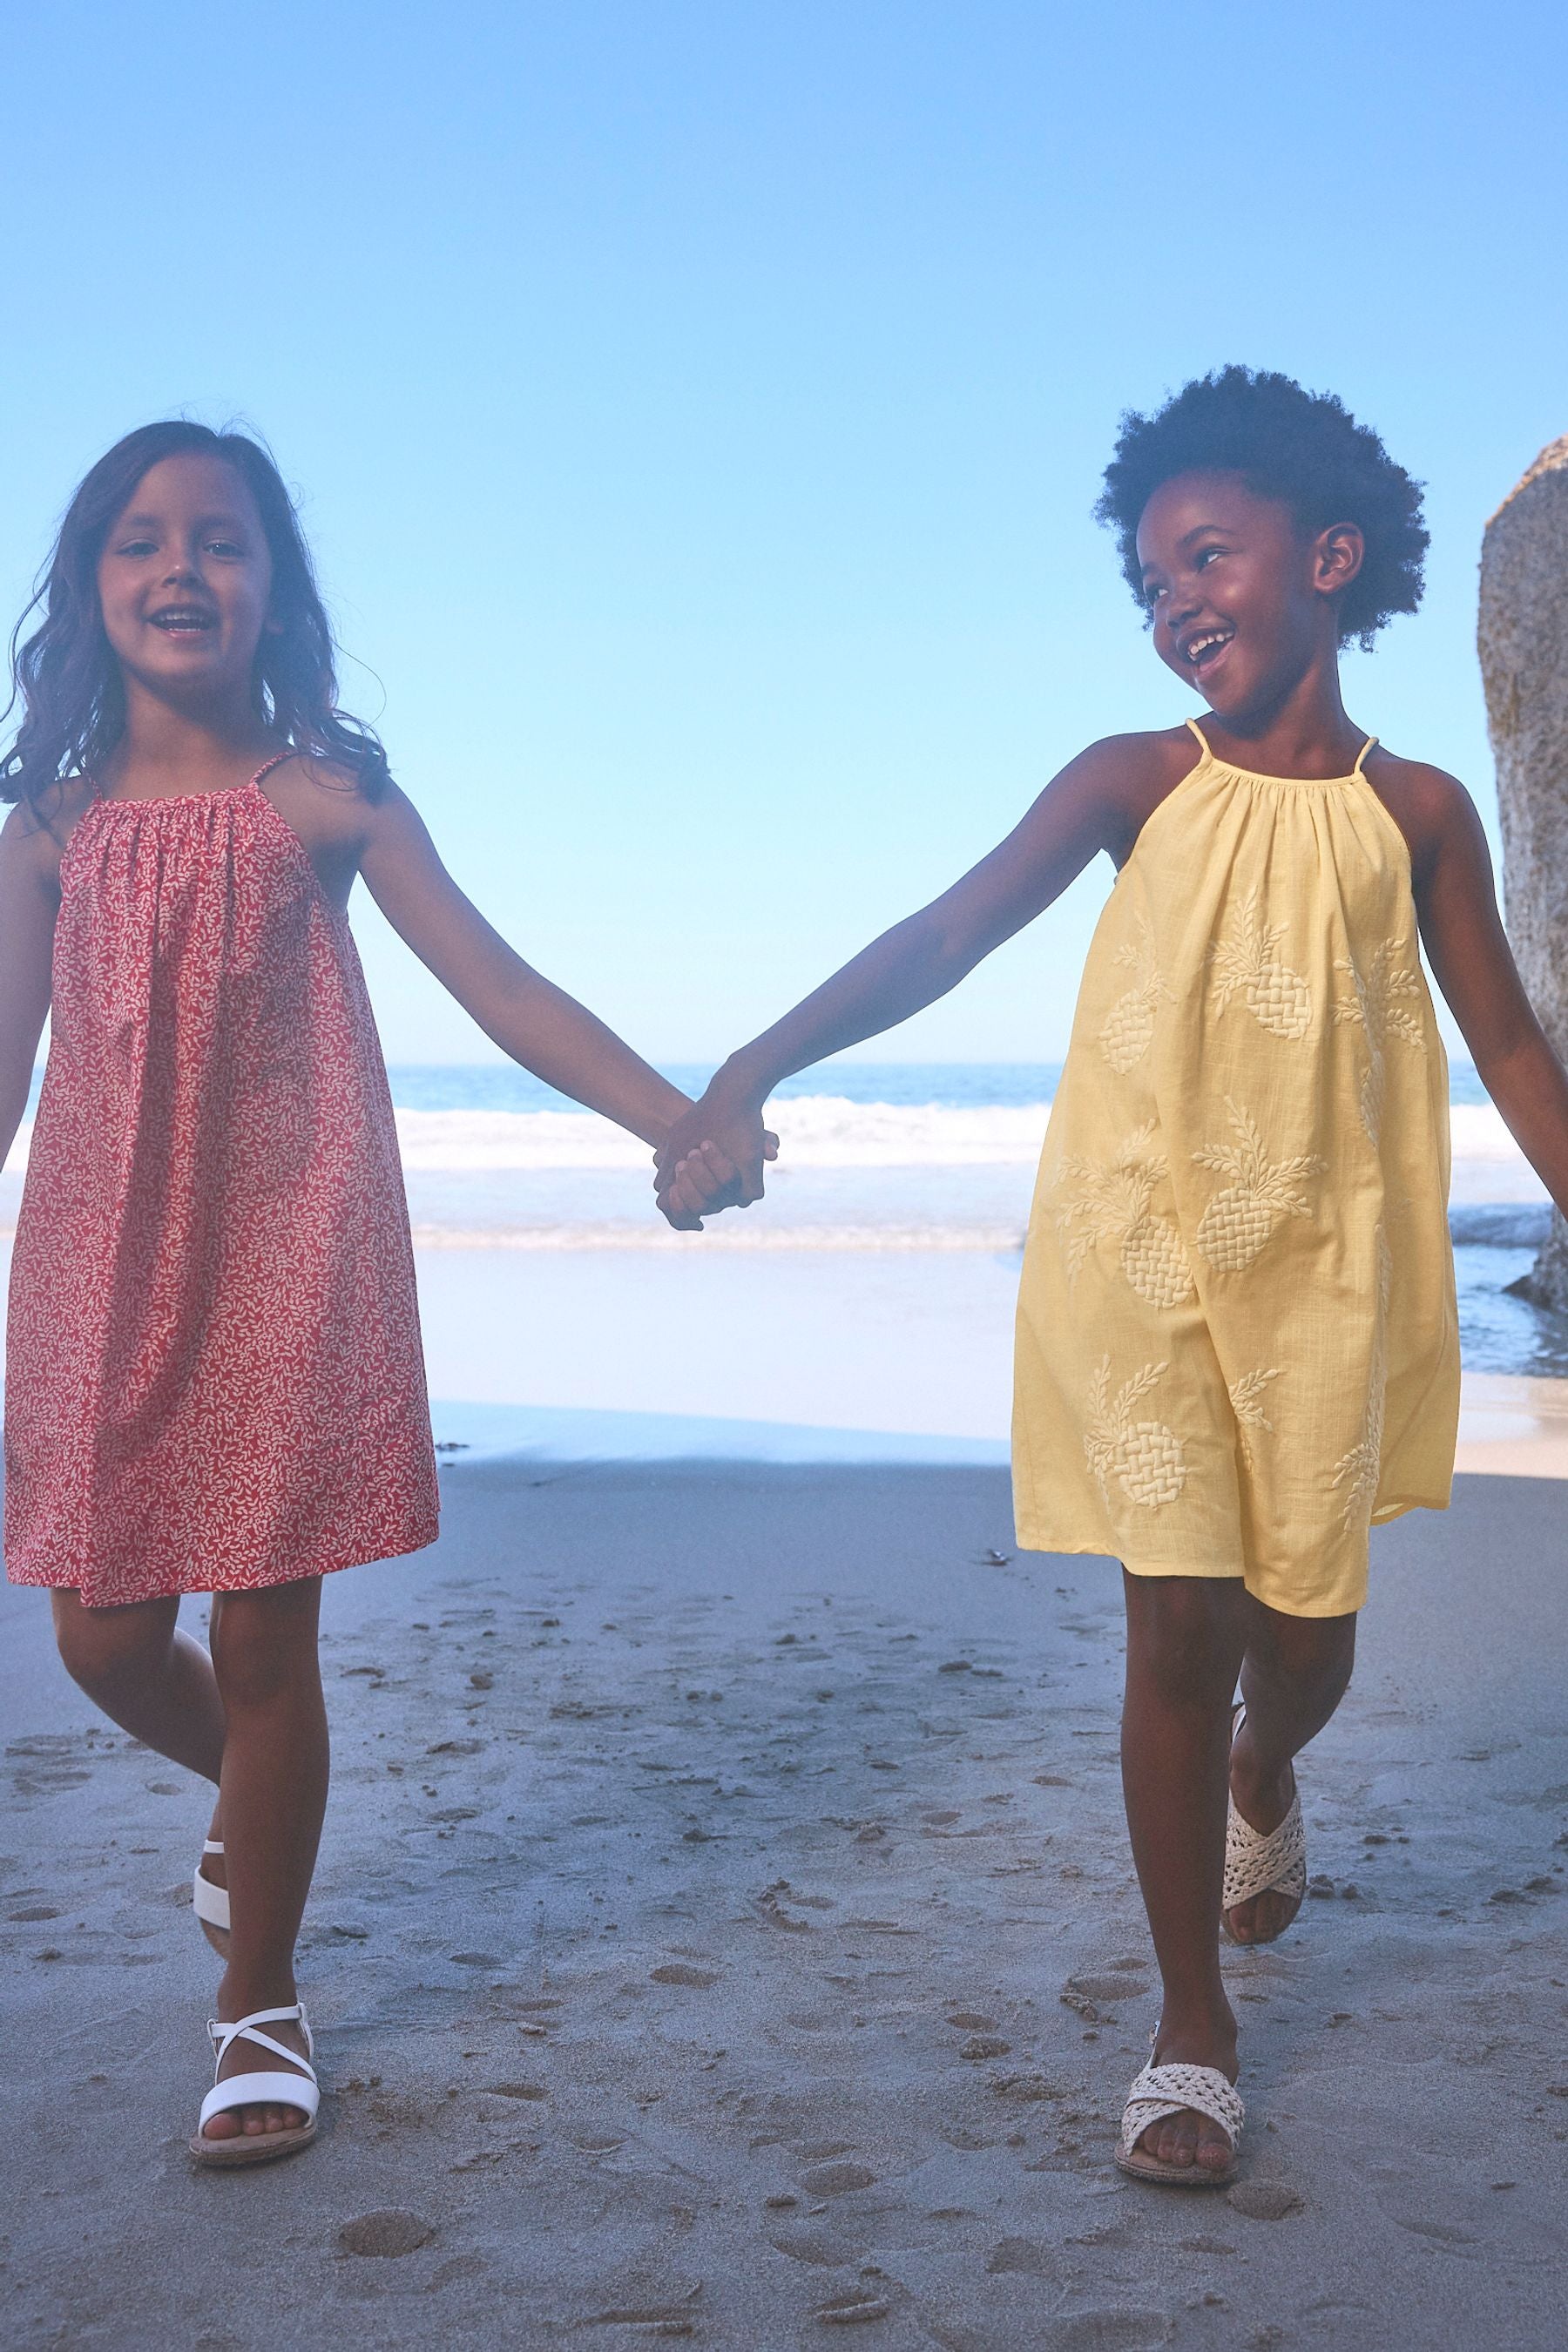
left=1360, top=745, right=1481, bottom=872
left=1065, top=726, right=1202, bottom=868
left=1, top=777, right=98, bottom=878
left=1362, top=743, right=1470, bottom=813
left=1073, top=724, right=1199, bottom=781
left=265, top=754, right=383, bottom=857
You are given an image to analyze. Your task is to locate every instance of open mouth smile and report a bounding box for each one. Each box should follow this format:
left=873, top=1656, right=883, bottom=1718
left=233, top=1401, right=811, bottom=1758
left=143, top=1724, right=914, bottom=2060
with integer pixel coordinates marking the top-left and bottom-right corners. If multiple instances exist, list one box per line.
left=147, top=606, right=218, bottom=638
left=1179, top=625, right=1234, bottom=677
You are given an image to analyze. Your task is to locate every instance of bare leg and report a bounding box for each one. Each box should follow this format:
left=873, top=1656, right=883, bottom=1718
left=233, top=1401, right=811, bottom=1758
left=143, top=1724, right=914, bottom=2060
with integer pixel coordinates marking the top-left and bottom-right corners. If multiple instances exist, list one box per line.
left=201, top=1578, right=328, bottom=2140
left=1225, top=1596, right=1355, bottom=1945
left=54, top=1589, right=231, bottom=1909
left=1121, top=1571, right=1247, bottom=2175
left=52, top=1590, right=226, bottom=1779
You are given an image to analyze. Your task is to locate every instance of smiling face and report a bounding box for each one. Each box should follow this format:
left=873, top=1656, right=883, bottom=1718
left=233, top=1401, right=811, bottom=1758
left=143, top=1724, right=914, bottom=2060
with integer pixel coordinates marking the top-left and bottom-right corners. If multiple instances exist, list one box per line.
left=96, top=453, right=275, bottom=712
left=1135, top=471, right=1362, bottom=725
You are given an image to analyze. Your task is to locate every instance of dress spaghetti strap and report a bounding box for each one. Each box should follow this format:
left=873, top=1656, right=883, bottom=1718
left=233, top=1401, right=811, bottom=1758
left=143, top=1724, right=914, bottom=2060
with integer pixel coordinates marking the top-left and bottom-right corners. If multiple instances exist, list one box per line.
left=1186, top=717, right=1376, bottom=779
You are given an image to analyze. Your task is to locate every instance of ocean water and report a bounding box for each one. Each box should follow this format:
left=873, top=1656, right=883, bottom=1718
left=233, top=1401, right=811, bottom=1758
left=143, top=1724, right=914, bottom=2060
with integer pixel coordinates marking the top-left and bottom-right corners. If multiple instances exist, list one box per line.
left=389, top=1060, right=1564, bottom=1381
left=2, top=1060, right=1564, bottom=1383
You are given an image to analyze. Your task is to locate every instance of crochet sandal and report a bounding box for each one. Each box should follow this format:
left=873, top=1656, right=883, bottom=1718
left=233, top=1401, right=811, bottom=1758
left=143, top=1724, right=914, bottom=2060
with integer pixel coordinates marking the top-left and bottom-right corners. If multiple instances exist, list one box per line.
left=1222, top=1706, right=1307, bottom=1945
left=1116, top=2051, right=1243, bottom=2187
left=189, top=2004, right=320, bottom=2166
left=193, top=1839, right=229, bottom=1955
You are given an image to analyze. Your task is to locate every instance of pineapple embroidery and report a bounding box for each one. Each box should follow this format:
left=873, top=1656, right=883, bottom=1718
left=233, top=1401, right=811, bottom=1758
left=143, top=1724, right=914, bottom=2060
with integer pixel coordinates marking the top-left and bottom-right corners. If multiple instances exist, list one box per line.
left=1208, top=893, right=1313, bottom=1038
left=1192, top=1098, right=1327, bottom=1274
left=1228, top=1367, right=1281, bottom=1469
left=1331, top=1408, right=1382, bottom=1533
left=1084, top=1356, right=1187, bottom=1510
left=1331, top=1229, right=1393, bottom=1531
left=1098, top=915, right=1173, bottom=1073
left=1053, top=1123, right=1195, bottom=1308
left=1333, top=941, right=1425, bottom=1144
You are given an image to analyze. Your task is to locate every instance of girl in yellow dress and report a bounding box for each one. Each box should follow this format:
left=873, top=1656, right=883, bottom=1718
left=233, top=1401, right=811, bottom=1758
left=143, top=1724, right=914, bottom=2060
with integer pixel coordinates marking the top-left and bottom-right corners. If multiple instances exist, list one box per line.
left=657, top=367, right=1568, bottom=2184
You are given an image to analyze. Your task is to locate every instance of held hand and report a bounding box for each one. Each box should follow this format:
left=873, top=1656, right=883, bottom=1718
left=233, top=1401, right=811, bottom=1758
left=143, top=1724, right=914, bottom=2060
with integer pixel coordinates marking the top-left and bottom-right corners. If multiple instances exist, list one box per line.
left=655, top=1139, right=742, bottom=1227
left=655, top=1136, right=781, bottom=1227
left=653, top=1101, right=780, bottom=1229
left=655, top=1081, right=774, bottom=1208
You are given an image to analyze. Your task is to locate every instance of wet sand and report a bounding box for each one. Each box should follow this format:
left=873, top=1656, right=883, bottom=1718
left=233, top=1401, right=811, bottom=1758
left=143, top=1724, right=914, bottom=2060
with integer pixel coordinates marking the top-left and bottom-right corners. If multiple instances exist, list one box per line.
left=3, top=1459, right=1566, bottom=2350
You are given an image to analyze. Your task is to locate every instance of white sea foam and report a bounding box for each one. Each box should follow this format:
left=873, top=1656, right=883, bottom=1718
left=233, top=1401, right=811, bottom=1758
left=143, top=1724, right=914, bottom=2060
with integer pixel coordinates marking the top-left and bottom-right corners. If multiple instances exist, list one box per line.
left=392, top=1098, right=1053, bottom=1170
left=408, top=1221, right=1029, bottom=1253
left=0, top=1095, right=1544, bottom=1211
left=399, top=1098, right=1534, bottom=1174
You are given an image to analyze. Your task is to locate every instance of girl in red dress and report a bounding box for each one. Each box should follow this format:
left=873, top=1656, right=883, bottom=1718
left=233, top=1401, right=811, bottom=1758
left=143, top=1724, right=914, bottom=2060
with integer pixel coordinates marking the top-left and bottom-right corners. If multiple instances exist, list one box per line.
left=0, top=422, right=720, bottom=2165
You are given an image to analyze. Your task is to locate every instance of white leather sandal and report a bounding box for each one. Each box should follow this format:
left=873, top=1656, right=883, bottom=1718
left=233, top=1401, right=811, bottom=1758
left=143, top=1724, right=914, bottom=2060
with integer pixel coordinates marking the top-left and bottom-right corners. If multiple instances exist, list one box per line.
left=193, top=1839, right=229, bottom=1955
left=189, top=2004, right=321, bottom=2166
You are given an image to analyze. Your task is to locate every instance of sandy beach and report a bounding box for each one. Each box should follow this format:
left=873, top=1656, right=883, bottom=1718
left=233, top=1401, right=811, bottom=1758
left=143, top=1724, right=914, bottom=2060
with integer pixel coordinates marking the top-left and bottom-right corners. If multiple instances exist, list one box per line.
left=4, top=1450, right=1566, bottom=2351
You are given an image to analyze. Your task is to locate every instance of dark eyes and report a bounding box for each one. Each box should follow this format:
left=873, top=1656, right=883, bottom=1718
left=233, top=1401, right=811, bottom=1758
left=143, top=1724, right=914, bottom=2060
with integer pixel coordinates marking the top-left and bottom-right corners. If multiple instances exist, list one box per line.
left=112, top=537, right=247, bottom=558
left=1195, top=546, right=1225, bottom=569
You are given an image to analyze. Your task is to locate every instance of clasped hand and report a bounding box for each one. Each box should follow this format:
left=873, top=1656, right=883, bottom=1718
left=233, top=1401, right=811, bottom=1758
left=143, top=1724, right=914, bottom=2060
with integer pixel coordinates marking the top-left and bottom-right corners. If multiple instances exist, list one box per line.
left=653, top=1084, right=778, bottom=1230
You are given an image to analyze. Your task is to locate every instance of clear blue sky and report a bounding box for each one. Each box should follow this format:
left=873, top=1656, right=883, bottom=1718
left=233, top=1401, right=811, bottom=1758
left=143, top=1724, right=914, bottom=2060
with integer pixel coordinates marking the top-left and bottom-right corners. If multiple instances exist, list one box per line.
left=6, top=2, right=1565, bottom=1065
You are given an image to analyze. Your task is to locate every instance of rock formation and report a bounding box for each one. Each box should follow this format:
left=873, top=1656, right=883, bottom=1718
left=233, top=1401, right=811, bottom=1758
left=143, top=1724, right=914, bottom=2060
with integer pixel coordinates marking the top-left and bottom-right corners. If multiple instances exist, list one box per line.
left=1478, top=436, right=1568, bottom=1311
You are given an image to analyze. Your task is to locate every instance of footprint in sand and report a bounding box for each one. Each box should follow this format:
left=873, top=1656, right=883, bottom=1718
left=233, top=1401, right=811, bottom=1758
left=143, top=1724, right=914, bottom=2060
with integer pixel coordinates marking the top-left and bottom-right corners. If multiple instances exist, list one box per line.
left=814, top=2293, right=892, bottom=2326
left=987, top=2238, right=1058, bottom=2276
left=1048, top=2317, right=1171, bottom=2352
left=767, top=2226, right=864, bottom=2267
left=800, top=2161, right=876, bottom=2197
left=1227, top=2180, right=1303, bottom=2220
left=338, top=2210, right=436, bottom=2257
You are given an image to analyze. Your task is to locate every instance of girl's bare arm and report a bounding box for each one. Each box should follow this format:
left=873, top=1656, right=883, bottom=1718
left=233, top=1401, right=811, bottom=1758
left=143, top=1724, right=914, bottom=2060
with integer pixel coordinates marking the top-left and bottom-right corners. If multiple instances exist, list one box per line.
left=0, top=809, right=58, bottom=1166
left=356, top=784, right=696, bottom=1152
left=1394, top=760, right=1568, bottom=1213
left=656, top=734, right=1162, bottom=1208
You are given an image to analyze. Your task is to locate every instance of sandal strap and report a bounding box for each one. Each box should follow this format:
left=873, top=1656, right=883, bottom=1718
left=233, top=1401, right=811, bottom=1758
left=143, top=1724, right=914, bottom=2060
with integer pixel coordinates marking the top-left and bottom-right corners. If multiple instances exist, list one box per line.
left=1224, top=1789, right=1307, bottom=1909
left=202, top=1840, right=225, bottom=1856
left=199, top=2068, right=320, bottom=2132
left=1120, top=2060, right=1243, bottom=2159
left=207, top=2004, right=314, bottom=2067
left=192, top=1863, right=230, bottom=1933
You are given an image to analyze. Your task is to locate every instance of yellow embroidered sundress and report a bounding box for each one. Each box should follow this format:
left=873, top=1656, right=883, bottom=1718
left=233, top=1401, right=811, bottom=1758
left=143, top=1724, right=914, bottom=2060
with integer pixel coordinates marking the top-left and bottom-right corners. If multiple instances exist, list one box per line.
left=1012, top=720, right=1459, bottom=1618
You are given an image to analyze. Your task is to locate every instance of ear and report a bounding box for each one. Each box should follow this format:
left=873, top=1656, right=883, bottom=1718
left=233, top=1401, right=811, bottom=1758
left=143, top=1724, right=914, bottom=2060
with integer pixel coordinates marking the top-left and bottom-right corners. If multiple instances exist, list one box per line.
left=261, top=612, right=287, bottom=638
left=1312, top=521, right=1363, bottom=603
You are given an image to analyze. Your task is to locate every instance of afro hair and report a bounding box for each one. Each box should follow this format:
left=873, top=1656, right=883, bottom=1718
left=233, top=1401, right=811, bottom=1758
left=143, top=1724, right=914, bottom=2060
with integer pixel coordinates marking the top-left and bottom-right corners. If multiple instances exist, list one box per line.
left=1095, top=366, right=1428, bottom=650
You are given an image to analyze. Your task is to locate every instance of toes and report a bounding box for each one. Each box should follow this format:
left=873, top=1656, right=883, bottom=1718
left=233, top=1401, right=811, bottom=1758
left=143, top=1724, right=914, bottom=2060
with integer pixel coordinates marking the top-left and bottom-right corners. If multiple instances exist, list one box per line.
left=1142, top=2113, right=1197, bottom=2166
left=202, top=2112, right=240, bottom=2140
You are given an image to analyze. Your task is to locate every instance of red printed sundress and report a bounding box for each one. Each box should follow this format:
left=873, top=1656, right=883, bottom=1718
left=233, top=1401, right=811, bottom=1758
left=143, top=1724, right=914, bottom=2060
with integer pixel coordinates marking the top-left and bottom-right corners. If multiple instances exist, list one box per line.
left=3, top=758, right=439, bottom=1606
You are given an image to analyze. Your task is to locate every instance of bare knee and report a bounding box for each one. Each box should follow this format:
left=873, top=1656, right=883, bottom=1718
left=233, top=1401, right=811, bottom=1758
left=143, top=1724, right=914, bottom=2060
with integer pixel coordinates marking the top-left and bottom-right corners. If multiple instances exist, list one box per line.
left=1125, top=1575, right=1242, bottom=1710
left=1246, top=1605, right=1355, bottom=1704
left=211, top=1582, right=322, bottom=1713
left=52, top=1590, right=179, bottom=1702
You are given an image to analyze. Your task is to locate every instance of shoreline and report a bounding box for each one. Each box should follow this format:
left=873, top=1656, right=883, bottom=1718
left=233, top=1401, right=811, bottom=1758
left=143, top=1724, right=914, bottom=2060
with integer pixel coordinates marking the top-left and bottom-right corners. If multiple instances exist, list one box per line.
left=1455, top=1370, right=1568, bottom=1476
